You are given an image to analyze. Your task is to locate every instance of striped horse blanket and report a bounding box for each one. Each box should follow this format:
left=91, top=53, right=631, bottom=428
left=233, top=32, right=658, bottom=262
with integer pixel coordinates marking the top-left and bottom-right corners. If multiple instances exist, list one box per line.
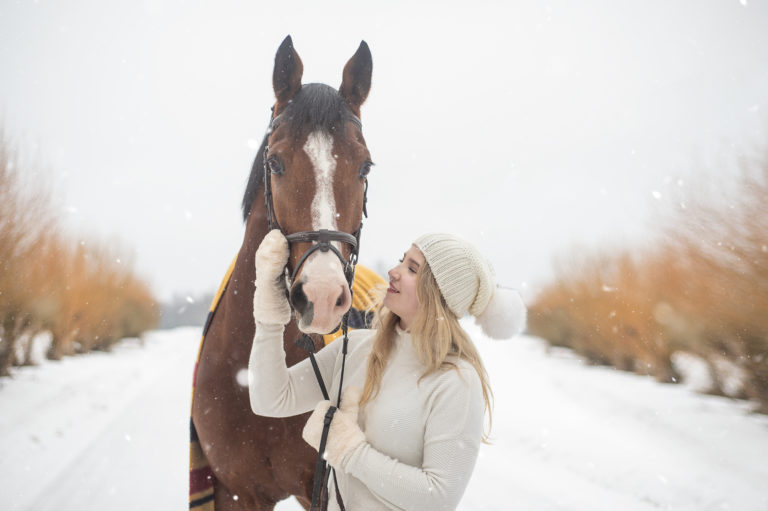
left=189, top=258, right=384, bottom=509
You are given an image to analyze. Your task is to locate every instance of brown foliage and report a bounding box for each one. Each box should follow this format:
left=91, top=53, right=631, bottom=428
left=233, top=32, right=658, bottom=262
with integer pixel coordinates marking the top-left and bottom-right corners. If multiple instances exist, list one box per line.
left=0, top=129, right=52, bottom=375
left=529, top=148, right=768, bottom=412
left=44, top=238, right=159, bottom=357
left=0, top=127, right=158, bottom=375
left=530, top=250, right=680, bottom=383
left=661, top=153, right=768, bottom=409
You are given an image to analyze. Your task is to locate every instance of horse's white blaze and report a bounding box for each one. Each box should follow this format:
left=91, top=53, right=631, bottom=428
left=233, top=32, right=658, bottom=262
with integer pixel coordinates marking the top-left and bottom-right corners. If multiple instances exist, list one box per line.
left=304, top=131, right=338, bottom=233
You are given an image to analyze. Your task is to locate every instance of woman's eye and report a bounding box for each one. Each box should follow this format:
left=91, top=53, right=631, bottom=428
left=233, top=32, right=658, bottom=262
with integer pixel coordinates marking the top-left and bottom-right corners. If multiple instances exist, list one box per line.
left=409, top=267, right=417, bottom=274
left=267, top=157, right=284, bottom=175
left=359, top=160, right=373, bottom=178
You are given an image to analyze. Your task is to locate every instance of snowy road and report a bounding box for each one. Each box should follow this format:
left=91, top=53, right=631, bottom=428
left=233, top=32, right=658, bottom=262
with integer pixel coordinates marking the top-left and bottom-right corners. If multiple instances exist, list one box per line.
left=1, top=326, right=767, bottom=510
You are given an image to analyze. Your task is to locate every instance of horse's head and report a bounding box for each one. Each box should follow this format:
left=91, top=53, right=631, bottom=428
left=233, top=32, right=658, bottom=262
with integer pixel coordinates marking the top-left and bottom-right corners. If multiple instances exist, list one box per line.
left=243, top=36, right=373, bottom=334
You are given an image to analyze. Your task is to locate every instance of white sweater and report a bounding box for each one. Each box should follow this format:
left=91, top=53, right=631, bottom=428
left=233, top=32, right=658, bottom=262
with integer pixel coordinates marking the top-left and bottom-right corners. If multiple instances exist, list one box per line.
left=248, top=323, right=484, bottom=511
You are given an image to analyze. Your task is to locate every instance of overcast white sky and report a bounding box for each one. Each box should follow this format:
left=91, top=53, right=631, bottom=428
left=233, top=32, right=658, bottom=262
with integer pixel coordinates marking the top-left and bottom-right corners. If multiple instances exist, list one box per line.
left=1, top=0, right=767, bottom=302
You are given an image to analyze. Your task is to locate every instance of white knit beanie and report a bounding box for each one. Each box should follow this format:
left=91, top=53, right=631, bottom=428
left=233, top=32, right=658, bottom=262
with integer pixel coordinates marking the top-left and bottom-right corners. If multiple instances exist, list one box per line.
left=413, top=233, right=526, bottom=339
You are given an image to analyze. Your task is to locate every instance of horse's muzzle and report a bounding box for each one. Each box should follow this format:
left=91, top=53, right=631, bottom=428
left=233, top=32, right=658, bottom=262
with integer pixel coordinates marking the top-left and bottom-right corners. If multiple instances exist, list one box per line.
left=291, top=279, right=351, bottom=334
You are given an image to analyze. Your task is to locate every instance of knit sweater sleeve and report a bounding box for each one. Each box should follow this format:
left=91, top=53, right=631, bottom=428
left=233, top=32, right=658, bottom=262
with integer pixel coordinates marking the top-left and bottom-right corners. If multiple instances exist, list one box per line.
left=341, top=367, right=484, bottom=510
left=248, top=322, right=342, bottom=418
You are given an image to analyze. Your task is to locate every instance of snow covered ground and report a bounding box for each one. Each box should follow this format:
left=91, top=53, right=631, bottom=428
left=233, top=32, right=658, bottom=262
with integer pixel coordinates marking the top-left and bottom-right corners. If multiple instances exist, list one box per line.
left=1, top=325, right=766, bottom=511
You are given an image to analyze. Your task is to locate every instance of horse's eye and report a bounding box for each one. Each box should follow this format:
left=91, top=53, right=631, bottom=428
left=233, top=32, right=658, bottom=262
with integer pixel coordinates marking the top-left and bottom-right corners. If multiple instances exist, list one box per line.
left=359, top=161, right=373, bottom=178
left=267, top=156, right=285, bottom=175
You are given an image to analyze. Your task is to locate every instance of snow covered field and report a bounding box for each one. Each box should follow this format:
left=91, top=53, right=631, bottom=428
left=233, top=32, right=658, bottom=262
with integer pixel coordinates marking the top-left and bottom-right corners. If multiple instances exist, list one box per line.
left=1, top=325, right=766, bottom=510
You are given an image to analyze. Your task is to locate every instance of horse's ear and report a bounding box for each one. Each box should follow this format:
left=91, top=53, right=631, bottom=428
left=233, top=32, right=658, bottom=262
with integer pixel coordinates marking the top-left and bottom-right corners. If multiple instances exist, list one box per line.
left=339, top=41, right=372, bottom=117
left=273, top=35, right=303, bottom=113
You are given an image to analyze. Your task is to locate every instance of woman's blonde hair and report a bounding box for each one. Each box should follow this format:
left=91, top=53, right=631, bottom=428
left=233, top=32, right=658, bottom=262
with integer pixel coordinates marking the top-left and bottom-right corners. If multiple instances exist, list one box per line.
left=359, top=261, right=494, bottom=441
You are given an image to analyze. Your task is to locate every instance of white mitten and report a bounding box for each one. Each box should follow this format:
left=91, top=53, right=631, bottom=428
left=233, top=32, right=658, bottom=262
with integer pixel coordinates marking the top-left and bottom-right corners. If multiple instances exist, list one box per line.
left=302, top=386, right=366, bottom=468
left=253, top=229, right=291, bottom=325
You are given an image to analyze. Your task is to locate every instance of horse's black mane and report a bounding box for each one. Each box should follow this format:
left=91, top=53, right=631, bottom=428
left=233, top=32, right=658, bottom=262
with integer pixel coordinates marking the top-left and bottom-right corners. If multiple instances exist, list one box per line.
left=241, top=83, right=354, bottom=222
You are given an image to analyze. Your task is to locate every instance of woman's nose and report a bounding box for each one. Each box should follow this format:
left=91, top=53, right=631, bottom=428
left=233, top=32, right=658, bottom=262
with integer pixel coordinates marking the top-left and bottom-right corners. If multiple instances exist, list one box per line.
left=388, top=267, right=397, bottom=280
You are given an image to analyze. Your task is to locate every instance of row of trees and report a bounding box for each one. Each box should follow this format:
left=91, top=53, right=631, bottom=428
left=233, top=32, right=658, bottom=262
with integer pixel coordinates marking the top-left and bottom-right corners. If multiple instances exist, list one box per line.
left=529, top=147, right=768, bottom=413
left=0, top=127, right=158, bottom=376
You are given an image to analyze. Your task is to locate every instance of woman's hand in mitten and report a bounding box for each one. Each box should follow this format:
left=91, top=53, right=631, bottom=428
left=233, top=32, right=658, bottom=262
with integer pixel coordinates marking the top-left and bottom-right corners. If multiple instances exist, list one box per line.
left=253, top=229, right=291, bottom=325
left=302, top=386, right=366, bottom=468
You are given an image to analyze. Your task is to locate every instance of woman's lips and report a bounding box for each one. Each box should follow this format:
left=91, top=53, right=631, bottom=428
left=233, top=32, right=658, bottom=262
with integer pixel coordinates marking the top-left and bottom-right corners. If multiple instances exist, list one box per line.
left=387, top=285, right=399, bottom=294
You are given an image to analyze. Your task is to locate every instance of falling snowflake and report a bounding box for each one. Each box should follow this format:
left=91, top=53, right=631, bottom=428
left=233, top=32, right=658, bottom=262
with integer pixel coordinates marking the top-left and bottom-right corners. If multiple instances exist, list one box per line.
left=236, top=369, right=249, bottom=387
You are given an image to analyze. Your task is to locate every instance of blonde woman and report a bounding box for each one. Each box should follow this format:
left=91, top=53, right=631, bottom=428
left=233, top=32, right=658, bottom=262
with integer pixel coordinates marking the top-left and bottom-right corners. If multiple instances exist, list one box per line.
left=249, top=230, right=526, bottom=510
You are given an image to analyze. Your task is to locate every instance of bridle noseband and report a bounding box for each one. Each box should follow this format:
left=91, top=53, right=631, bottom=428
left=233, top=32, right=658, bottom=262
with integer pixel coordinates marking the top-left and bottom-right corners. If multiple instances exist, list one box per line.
left=262, top=113, right=367, bottom=289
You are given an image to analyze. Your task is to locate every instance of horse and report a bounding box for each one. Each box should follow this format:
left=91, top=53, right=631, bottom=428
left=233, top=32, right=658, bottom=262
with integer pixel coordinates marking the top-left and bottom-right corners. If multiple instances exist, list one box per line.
left=190, top=36, right=374, bottom=510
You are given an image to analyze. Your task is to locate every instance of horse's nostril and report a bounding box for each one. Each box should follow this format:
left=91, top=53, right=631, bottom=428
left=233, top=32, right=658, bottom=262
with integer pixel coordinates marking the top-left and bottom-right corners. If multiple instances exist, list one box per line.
left=290, top=283, right=308, bottom=315
left=335, top=287, right=348, bottom=310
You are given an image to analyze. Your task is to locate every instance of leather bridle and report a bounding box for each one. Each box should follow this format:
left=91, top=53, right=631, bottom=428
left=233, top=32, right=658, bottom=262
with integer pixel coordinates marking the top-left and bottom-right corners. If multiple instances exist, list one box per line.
left=262, top=109, right=369, bottom=510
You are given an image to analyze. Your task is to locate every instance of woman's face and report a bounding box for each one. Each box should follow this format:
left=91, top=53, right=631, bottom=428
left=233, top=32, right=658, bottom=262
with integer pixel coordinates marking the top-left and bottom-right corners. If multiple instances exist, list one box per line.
left=384, top=244, right=425, bottom=330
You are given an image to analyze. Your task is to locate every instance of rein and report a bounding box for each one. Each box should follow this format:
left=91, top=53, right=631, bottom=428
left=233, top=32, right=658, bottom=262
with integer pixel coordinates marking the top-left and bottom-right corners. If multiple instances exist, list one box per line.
left=262, top=110, right=368, bottom=511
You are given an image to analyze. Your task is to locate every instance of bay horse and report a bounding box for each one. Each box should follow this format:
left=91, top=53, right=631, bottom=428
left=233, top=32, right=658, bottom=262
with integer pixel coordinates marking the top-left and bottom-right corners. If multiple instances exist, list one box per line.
left=191, top=36, right=373, bottom=510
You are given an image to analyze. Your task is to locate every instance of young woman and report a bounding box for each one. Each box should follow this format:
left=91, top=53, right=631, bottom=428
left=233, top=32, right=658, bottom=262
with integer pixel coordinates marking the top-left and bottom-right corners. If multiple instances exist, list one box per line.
left=248, top=230, right=526, bottom=510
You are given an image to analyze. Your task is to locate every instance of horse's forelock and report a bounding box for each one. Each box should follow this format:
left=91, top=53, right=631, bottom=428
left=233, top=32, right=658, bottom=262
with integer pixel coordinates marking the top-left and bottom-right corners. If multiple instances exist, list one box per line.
left=286, top=83, right=348, bottom=130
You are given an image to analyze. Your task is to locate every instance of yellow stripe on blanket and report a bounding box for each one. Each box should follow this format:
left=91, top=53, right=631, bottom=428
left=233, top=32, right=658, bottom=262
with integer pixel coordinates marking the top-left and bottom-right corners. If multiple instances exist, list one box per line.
left=190, top=256, right=237, bottom=511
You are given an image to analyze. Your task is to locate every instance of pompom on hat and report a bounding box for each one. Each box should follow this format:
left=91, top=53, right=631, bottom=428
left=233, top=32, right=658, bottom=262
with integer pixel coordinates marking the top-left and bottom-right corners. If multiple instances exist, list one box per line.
left=413, top=233, right=527, bottom=339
